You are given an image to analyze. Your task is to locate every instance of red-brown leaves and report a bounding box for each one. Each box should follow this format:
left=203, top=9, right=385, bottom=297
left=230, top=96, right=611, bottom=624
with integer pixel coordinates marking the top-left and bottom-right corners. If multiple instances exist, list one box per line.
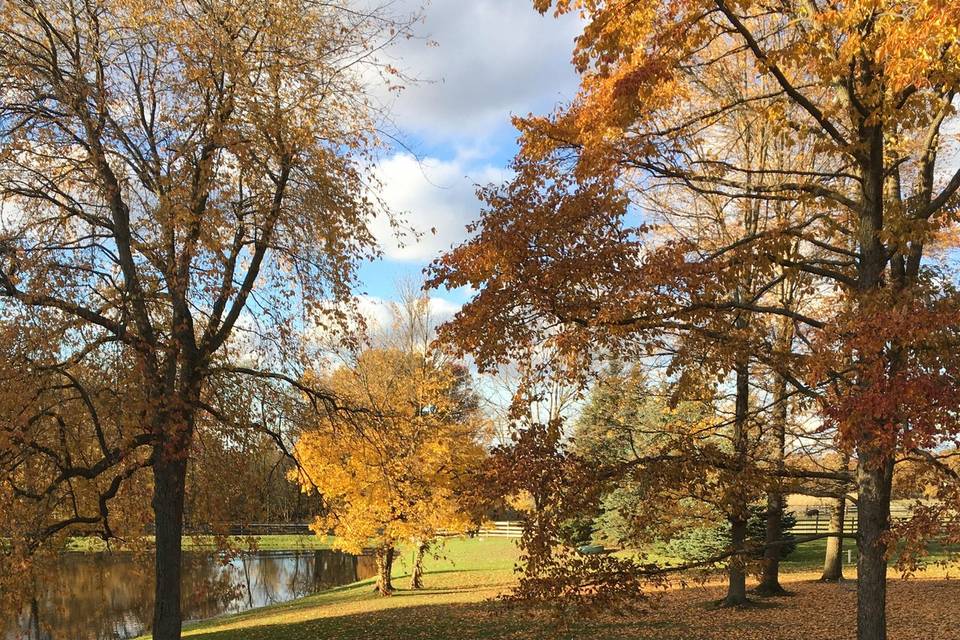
left=809, top=287, right=960, bottom=454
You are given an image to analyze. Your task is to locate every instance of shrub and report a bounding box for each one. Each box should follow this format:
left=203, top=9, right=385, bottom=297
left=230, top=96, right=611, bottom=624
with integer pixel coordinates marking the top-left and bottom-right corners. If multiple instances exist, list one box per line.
left=659, top=505, right=797, bottom=564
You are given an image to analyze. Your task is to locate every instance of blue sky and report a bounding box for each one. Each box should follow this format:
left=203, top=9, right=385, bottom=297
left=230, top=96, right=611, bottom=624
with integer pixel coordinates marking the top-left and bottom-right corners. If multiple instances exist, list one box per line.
left=352, top=0, right=583, bottom=323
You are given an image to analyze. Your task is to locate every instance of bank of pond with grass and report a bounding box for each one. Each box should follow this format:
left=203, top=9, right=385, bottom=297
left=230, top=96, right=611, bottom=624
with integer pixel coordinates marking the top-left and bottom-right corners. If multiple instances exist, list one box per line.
left=10, top=535, right=958, bottom=640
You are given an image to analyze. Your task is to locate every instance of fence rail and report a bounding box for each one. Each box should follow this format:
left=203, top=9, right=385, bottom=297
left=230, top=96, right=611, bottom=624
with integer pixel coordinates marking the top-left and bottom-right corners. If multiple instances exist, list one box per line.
left=179, top=522, right=312, bottom=536
left=180, top=509, right=932, bottom=540
left=437, top=521, right=523, bottom=538
left=182, top=521, right=526, bottom=538
left=790, top=506, right=916, bottom=535
left=475, top=521, right=523, bottom=538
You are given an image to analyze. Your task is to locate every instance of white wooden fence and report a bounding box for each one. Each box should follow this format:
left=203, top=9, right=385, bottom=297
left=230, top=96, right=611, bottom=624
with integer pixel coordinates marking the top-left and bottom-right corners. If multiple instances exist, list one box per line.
left=437, top=521, right=523, bottom=538
left=475, top=521, right=523, bottom=537
left=791, top=505, right=915, bottom=535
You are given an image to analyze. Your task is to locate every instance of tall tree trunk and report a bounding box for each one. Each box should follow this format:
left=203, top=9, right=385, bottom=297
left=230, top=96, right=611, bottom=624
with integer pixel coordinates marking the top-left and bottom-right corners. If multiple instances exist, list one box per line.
left=821, top=493, right=847, bottom=582
left=374, top=546, right=395, bottom=595
left=757, top=372, right=788, bottom=596
left=856, top=450, right=894, bottom=640
left=853, top=126, right=894, bottom=640
left=724, top=516, right=749, bottom=606
left=29, top=596, right=41, bottom=640
left=151, top=451, right=188, bottom=640
left=411, top=540, right=429, bottom=589
left=723, top=358, right=751, bottom=607
left=756, top=491, right=786, bottom=596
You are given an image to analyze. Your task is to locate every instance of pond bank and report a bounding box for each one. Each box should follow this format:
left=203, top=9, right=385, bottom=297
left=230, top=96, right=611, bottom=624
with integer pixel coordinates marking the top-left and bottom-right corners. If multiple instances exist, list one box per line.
left=10, top=547, right=374, bottom=640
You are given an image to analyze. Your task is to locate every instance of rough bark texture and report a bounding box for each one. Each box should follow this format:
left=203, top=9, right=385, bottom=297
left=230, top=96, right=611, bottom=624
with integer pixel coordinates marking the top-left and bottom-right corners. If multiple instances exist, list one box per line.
left=757, top=373, right=788, bottom=596
left=151, top=453, right=188, bottom=640
left=374, top=546, right=395, bottom=596
left=29, top=597, right=41, bottom=638
left=856, top=451, right=894, bottom=640
left=821, top=494, right=847, bottom=582
left=756, top=491, right=787, bottom=596
left=723, top=359, right=751, bottom=607
left=411, top=541, right=429, bottom=590
left=854, top=125, right=895, bottom=640
left=723, top=516, right=749, bottom=607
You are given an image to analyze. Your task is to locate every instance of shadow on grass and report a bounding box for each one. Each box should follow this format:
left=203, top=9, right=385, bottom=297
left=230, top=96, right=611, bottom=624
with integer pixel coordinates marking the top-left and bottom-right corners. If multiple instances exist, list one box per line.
left=179, top=574, right=509, bottom=635
left=187, top=601, right=535, bottom=640
left=182, top=576, right=960, bottom=640
left=186, top=599, right=692, bottom=640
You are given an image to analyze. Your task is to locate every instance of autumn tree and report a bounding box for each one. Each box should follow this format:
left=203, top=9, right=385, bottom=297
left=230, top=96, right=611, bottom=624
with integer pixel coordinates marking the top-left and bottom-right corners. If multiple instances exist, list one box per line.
left=431, top=1, right=960, bottom=636
left=0, top=314, right=154, bottom=622
left=0, top=0, right=409, bottom=636
left=293, top=343, right=487, bottom=595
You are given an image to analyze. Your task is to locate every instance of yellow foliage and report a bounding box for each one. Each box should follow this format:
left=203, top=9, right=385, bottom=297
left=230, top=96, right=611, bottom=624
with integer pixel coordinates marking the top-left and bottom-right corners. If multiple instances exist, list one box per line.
left=293, top=348, right=487, bottom=554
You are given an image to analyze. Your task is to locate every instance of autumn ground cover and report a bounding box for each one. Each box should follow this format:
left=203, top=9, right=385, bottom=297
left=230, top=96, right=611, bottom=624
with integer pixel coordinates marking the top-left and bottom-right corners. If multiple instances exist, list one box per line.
left=165, top=537, right=960, bottom=640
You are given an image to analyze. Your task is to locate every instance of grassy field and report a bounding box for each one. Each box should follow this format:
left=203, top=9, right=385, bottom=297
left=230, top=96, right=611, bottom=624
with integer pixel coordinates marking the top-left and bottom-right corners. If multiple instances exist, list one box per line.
left=179, top=537, right=521, bottom=640
left=164, top=536, right=959, bottom=640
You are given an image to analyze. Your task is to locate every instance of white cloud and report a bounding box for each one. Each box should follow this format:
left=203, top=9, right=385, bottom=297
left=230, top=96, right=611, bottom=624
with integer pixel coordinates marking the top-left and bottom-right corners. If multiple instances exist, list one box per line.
left=371, top=152, right=507, bottom=261
left=354, top=293, right=462, bottom=332
left=427, top=295, right=462, bottom=319
left=354, top=294, right=395, bottom=329
left=375, top=0, right=582, bottom=141
left=357, top=1, right=584, bottom=265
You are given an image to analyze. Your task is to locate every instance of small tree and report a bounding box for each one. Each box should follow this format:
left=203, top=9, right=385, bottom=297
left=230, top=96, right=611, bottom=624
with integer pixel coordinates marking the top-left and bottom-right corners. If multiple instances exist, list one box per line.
left=293, top=347, right=487, bottom=595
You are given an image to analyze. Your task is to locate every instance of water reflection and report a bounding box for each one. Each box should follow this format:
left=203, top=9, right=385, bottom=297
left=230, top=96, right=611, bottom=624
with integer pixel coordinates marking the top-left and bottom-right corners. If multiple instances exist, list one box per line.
left=9, top=550, right=376, bottom=640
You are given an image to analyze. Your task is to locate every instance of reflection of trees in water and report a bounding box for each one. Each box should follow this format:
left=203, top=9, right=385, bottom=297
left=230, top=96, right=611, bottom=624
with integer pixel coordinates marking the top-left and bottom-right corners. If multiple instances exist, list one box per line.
left=314, top=551, right=357, bottom=590
left=9, top=550, right=366, bottom=640
left=356, top=554, right=377, bottom=581
left=12, top=553, right=154, bottom=640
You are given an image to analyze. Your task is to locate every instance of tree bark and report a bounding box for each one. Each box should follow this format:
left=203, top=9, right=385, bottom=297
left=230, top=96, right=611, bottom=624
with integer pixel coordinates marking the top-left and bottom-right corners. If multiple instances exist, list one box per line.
left=821, top=494, right=847, bottom=582
left=411, top=540, right=429, bottom=589
left=852, top=122, right=893, bottom=640
left=29, top=597, right=41, bottom=639
left=722, top=358, right=751, bottom=607
left=756, top=491, right=787, bottom=596
left=723, top=516, right=749, bottom=606
left=374, top=546, right=395, bottom=595
left=757, top=372, right=788, bottom=596
left=151, top=450, right=188, bottom=640
left=856, top=450, right=894, bottom=640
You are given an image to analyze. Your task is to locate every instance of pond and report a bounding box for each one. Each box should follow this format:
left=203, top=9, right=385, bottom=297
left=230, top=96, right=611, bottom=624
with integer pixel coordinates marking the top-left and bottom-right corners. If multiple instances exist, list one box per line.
left=7, top=549, right=376, bottom=640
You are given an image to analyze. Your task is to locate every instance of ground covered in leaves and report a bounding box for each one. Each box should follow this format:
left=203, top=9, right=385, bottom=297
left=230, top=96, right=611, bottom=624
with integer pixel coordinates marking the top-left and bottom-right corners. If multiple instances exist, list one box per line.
left=177, top=538, right=960, bottom=640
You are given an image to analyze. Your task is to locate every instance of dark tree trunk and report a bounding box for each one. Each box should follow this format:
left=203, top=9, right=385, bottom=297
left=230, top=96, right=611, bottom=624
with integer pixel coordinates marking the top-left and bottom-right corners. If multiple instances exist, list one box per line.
left=821, top=494, right=847, bottom=582
left=756, top=491, right=787, bottom=596
left=852, top=123, right=894, bottom=640
left=411, top=541, right=429, bottom=589
left=722, top=358, right=751, bottom=607
left=29, top=597, right=41, bottom=640
left=757, top=372, right=788, bottom=596
left=151, top=452, right=188, bottom=640
left=856, top=451, right=894, bottom=640
left=723, top=516, right=749, bottom=606
left=374, top=546, right=395, bottom=595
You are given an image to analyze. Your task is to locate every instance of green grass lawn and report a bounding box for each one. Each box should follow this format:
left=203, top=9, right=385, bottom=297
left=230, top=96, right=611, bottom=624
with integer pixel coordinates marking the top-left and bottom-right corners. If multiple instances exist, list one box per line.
left=121, top=534, right=960, bottom=640
left=177, top=536, right=522, bottom=640
left=781, top=538, right=842, bottom=571
left=782, top=537, right=959, bottom=572
left=158, top=535, right=959, bottom=640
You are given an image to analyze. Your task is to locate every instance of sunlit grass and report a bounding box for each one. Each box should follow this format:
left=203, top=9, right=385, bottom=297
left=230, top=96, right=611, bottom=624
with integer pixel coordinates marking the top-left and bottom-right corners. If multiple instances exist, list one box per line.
left=156, top=536, right=960, bottom=640
left=174, top=536, right=521, bottom=640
